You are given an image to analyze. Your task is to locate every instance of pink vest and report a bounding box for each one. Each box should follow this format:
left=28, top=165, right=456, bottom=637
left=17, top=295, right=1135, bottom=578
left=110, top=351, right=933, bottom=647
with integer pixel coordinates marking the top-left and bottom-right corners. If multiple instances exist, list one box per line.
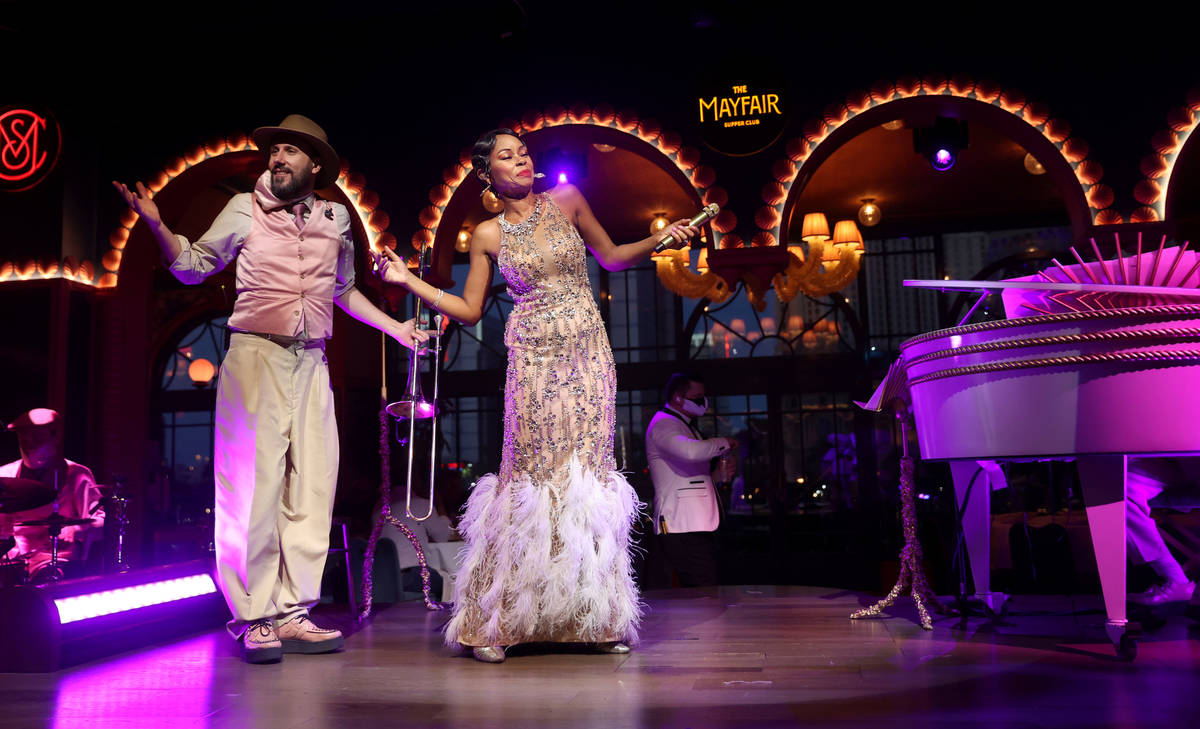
left=228, top=198, right=343, bottom=339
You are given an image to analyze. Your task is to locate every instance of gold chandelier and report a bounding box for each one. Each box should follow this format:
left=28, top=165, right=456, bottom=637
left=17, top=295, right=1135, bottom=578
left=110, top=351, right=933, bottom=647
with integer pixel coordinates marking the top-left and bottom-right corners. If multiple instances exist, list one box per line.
left=653, top=212, right=865, bottom=311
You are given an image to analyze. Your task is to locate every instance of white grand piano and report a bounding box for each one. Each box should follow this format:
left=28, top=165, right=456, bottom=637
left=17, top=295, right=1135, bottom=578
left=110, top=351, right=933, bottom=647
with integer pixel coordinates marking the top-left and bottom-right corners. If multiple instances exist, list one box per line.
left=872, top=239, right=1200, bottom=659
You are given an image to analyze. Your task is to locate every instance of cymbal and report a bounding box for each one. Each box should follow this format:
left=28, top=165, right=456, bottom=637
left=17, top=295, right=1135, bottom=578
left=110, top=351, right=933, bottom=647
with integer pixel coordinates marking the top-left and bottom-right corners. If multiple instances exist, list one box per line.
left=16, top=513, right=94, bottom=528
left=0, top=477, right=56, bottom=513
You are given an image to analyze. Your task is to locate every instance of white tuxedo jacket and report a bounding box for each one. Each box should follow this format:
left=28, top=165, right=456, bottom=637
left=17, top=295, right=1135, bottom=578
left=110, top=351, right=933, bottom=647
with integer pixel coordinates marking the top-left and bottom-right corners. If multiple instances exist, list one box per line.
left=645, top=408, right=732, bottom=534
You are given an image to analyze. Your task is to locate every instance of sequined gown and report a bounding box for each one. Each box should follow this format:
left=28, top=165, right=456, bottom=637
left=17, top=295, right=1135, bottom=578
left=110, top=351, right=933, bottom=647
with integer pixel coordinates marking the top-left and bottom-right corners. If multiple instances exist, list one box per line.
left=445, top=192, right=642, bottom=648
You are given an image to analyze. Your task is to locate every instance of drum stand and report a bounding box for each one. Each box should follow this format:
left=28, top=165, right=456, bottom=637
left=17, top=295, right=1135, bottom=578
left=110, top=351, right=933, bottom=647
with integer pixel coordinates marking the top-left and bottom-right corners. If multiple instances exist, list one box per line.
left=109, top=493, right=132, bottom=572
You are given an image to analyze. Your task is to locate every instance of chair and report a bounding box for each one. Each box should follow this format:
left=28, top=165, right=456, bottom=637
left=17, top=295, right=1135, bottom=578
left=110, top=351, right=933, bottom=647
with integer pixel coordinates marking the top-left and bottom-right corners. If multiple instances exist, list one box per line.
left=347, top=537, right=404, bottom=604
left=327, top=518, right=357, bottom=617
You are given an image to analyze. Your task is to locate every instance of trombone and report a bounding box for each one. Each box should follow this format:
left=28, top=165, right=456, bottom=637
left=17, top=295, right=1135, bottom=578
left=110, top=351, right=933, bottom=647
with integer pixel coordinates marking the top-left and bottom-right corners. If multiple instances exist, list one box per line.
left=384, top=249, right=442, bottom=522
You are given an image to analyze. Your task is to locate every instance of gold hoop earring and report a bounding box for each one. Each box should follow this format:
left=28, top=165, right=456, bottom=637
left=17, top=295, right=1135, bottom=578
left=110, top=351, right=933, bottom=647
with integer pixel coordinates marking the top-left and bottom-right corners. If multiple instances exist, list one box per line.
left=482, top=185, right=503, bottom=213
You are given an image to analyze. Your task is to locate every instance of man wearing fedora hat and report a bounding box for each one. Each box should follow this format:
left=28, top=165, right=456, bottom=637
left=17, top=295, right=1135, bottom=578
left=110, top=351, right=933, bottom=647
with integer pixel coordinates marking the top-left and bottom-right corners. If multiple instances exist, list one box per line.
left=114, top=114, right=428, bottom=663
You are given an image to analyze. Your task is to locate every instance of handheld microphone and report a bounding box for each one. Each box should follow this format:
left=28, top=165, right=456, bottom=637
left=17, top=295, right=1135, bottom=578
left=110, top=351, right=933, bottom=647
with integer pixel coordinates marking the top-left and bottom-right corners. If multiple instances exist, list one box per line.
left=653, top=203, right=720, bottom=253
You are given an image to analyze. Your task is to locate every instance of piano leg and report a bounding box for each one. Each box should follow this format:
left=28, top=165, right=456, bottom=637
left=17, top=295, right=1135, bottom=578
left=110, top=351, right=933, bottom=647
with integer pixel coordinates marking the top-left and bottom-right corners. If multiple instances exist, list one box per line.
left=1077, top=454, right=1136, bottom=660
left=950, top=460, right=1009, bottom=615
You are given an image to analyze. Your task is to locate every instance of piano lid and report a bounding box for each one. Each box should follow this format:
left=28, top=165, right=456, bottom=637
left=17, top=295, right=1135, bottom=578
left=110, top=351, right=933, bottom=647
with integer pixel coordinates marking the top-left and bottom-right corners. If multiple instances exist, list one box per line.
left=906, top=236, right=1199, bottom=319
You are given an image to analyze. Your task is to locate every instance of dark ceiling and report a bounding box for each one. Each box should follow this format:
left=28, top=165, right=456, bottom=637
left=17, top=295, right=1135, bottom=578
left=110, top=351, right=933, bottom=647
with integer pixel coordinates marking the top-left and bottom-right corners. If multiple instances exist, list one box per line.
left=2, top=3, right=1198, bottom=263
left=790, top=121, right=1068, bottom=239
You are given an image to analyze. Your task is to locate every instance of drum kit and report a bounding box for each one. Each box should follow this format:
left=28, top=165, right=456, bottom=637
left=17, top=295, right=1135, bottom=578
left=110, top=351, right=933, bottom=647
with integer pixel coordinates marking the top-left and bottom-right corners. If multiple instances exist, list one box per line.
left=0, top=475, right=95, bottom=586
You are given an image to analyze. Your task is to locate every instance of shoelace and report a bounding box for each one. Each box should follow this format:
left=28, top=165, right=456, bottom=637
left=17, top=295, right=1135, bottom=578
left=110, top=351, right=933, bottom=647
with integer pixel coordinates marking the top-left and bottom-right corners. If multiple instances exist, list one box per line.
left=248, top=621, right=274, bottom=640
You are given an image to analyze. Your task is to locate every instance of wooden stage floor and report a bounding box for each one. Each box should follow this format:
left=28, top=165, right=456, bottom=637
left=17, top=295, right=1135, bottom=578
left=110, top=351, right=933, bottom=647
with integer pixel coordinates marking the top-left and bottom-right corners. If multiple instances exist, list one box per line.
left=4, top=585, right=1199, bottom=728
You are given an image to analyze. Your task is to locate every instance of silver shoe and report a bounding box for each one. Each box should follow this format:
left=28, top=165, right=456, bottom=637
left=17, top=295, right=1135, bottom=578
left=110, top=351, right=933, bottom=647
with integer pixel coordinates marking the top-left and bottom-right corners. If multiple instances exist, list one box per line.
left=472, top=645, right=506, bottom=663
left=595, top=641, right=631, bottom=654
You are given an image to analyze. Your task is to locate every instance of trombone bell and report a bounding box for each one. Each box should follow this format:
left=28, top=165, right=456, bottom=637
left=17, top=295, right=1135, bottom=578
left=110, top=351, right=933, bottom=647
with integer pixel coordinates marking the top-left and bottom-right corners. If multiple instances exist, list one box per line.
left=385, top=399, right=437, bottom=419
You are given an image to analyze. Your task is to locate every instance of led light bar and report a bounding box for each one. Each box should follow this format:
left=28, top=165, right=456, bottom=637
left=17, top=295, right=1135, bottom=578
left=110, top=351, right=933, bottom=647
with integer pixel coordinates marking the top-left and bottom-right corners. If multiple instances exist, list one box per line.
left=54, top=574, right=218, bottom=624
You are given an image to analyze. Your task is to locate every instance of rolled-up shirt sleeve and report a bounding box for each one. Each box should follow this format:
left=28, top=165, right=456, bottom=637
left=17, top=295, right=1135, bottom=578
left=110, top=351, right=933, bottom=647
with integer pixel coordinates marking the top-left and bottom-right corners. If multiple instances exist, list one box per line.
left=333, top=204, right=357, bottom=297
left=168, top=194, right=251, bottom=284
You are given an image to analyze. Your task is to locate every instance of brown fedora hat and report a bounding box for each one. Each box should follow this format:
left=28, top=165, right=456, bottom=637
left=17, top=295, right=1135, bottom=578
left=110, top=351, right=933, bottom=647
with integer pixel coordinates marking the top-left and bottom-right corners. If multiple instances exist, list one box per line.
left=252, top=114, right=341, bottom=189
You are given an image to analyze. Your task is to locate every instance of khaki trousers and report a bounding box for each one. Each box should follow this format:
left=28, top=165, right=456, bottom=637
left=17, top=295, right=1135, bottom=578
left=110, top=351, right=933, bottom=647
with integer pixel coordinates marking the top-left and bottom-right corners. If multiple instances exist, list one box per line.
left=214, top=333, right=339, bottom=637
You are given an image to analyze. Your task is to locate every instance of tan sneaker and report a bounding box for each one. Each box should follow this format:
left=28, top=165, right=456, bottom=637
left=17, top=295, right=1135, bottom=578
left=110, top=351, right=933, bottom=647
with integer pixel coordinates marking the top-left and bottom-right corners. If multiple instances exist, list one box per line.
left=276, top=614, right=344, bottom=654
left=243, top=620, right=282, bottom=664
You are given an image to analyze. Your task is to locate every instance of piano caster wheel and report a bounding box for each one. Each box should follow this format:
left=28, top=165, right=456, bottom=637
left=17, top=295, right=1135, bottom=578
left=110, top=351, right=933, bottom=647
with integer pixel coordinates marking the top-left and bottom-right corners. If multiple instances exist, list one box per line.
left=1116, top=633, right=1137, bottom=662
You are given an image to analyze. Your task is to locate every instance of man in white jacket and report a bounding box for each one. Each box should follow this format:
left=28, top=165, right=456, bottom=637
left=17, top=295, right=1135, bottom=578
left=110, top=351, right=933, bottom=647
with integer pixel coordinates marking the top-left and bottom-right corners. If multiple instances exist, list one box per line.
left=645, top=373, right=736, bottom=587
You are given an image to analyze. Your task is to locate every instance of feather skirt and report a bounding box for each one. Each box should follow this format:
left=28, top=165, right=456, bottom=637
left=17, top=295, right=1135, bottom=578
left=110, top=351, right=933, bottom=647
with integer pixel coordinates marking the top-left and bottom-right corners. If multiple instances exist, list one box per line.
left=444, top=456, right=643, bottom=647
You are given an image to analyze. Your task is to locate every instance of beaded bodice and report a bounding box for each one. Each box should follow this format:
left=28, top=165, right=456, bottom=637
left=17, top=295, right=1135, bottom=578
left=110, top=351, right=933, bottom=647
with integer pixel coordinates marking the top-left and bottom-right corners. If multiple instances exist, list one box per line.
left=493, top=192, right=615, bottom=484
left=496, top=193, right=593, bottom=306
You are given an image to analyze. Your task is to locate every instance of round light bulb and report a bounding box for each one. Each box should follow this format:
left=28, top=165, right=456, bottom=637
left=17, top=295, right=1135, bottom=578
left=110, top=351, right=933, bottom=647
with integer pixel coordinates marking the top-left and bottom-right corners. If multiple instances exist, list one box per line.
left=188, top=358, right=215, bottom=386
left=456, top=228, right=472, bottom=252
left=1023, top=152, right=1046, bottom=175
left=857, top=199, right=881, bottom=227
left=650, top=213, right=670, bottom=235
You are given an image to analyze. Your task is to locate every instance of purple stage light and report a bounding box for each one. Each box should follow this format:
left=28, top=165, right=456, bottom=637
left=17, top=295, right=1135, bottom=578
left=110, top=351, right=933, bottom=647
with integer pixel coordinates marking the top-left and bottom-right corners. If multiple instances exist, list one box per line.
left=557, top=171, right=568, bottom=184
left=932, top=148, right=955, bottom=171
left=1, top=559, right=227, bottom=671
left=54, top=574, right=217, bottom=624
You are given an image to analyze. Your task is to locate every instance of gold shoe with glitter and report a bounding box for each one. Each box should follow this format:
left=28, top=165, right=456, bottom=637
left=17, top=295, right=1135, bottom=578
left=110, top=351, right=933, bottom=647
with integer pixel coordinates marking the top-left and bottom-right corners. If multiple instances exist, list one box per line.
left=595, top=641, right=630, bottom=654
left=472, top=646, right=506, bottom=663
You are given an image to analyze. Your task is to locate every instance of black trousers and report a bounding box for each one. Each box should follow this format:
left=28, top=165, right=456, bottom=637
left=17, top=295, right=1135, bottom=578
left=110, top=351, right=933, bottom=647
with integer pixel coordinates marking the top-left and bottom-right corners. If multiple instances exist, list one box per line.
left=659, top=531, right=718, bottom=587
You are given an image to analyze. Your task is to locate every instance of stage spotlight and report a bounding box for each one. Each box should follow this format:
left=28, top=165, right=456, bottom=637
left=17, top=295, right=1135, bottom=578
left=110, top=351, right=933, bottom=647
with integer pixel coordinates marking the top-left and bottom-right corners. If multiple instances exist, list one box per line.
left=537, top=146, right=587, bottom=188
left=0, top=559, right=226, bottom=672
left=913, top=117, right=968, bottom=172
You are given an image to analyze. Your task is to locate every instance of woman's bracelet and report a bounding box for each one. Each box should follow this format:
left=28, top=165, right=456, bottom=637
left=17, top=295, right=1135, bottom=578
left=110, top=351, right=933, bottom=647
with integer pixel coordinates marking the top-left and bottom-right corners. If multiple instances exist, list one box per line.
left=433, top=288, right=445, bottom=310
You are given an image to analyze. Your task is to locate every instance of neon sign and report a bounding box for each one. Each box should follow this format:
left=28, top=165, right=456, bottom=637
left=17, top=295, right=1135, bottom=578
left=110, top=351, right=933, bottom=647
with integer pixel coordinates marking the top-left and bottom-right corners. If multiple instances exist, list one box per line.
left=699, top=86, right=782, bottom=125
left=696, top=82, right=786, bottom=157
left=1, top=105, right=62, bottom=192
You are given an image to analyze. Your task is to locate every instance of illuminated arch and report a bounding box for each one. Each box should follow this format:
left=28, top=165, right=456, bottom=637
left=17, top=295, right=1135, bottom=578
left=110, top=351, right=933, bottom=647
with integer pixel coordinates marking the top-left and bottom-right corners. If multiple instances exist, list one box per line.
left=410, top=103, right=729, bottom=283
left=756, top=75, right=1114, bottom=248
left=1133, top=84, right=1200, bottom=223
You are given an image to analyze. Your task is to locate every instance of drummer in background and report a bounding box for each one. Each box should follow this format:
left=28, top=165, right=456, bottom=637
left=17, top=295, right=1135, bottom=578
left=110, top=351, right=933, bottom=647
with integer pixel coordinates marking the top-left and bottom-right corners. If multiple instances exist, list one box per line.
left=0, top=408, right=104, bottom=582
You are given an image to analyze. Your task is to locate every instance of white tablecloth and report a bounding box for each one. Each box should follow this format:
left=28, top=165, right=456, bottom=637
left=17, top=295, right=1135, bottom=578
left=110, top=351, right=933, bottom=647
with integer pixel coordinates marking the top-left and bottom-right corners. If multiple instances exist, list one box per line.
left=423, top=540, right=467, bottom=603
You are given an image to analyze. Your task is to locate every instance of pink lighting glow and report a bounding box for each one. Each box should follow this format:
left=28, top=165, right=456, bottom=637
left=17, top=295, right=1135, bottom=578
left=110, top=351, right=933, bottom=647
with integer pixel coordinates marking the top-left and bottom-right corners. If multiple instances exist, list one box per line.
left=52, top=632, right=217, bottom=728
left=54, top=574, right=217, bottom=624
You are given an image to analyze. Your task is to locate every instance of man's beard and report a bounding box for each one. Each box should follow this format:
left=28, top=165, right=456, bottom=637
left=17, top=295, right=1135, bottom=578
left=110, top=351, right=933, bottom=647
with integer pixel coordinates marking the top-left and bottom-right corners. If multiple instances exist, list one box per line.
left=270, top=165, right=313, bottom=199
